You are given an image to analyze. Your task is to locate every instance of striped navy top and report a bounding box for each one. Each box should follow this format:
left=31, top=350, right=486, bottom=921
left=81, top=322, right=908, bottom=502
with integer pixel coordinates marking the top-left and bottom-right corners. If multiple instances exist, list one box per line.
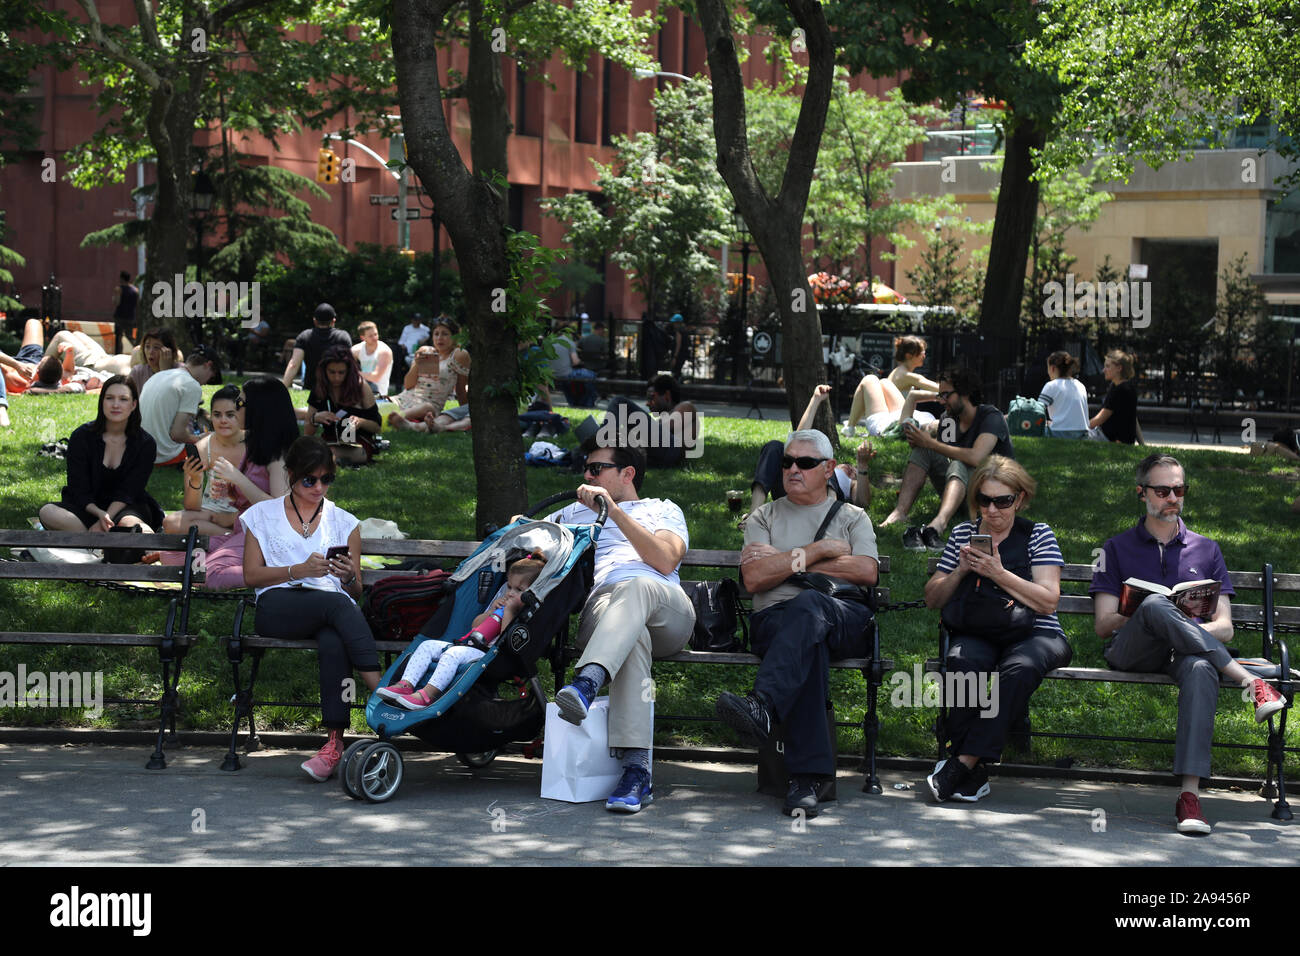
left=935, top=520, right=1066, bottom=636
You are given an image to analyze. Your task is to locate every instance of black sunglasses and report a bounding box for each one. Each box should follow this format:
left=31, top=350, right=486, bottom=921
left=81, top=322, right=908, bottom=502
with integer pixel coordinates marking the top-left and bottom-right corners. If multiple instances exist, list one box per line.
left=1143, top=483, right=1188, bottom=499
left=300, top=474, right=337, bottom=488
left=976, top=492, right=1018, bottom=510
left=782, top=455, right=828, bottom=470
left=583, top=461, right=620, bottom=476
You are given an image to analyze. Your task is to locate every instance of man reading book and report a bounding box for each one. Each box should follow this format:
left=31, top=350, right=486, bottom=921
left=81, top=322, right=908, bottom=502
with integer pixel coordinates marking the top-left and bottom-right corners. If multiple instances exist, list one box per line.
left=1090, top=453, right=1286, bottom=836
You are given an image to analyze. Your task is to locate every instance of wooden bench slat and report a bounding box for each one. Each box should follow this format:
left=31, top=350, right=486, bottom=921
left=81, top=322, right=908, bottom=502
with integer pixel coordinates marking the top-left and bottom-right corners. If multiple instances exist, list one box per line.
left=0, top=530, right=200, bottom=550
left=0, top=632, right=185, bottom=647
left=0, top=564, right=186, bottom=583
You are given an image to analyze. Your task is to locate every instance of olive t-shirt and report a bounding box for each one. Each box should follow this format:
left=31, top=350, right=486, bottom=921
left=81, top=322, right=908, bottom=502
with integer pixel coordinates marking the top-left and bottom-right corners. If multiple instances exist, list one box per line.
left=744, top=496, right=878, bottom=613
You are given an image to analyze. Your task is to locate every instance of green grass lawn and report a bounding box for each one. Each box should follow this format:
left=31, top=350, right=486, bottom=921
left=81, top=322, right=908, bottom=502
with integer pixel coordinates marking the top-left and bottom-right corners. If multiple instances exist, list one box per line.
left=1, top=384, right=1297, bottom=776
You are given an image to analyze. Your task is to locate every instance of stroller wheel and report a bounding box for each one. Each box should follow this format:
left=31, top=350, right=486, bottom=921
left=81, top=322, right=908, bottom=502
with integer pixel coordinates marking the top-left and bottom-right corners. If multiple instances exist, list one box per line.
left=359, top=742, right=404, bottom=803
left=456, top=750, right=498, bottom=769
left=340, top=739, right=371, bottom=800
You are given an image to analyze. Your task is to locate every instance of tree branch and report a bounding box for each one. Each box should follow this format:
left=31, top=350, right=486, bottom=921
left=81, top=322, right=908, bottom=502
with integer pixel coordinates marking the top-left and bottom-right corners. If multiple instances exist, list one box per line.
left=213, top=0, right=285, bottom=28
left=131, top=0, right=162, bottom=53
left=74, top=0, right=163, bottom=87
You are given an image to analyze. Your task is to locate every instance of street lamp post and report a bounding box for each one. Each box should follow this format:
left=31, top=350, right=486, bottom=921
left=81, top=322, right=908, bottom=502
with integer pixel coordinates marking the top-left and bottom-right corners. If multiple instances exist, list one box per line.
left=733, top=210, right=753, bottom=386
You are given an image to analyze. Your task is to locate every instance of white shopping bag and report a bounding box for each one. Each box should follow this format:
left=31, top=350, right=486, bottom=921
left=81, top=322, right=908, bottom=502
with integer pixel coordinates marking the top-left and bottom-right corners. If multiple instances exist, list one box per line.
left=540, top=698, right=652, bottom=803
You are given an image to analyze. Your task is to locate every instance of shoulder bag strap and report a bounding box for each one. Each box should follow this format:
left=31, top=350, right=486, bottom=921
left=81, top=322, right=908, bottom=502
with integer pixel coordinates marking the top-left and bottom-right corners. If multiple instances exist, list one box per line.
left=812, top=499, right=845, bottom=542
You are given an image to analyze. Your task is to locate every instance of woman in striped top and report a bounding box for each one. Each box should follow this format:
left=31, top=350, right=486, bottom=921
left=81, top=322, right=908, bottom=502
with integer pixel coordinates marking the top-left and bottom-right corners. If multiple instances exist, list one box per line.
left=921, top=456, right=1072, bottom=803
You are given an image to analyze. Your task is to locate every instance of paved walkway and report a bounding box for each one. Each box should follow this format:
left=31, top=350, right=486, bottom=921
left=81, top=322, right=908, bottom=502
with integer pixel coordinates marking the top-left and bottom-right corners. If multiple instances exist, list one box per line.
left=1, top=742, right=1292, bottom=866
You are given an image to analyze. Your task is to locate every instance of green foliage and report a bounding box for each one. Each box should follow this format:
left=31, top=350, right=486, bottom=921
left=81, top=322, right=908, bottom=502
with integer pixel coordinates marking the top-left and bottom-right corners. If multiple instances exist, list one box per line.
left=493, top=228, right=560, bottom=403
left=542, top=77, right=731, bottom=321
left=0, top=240, right=25, bottom=311
left=903, top=196, right=989, bottom=328
left=746, top=72, right=945, bottom=280
left=255, top=243, right=462, bottom=340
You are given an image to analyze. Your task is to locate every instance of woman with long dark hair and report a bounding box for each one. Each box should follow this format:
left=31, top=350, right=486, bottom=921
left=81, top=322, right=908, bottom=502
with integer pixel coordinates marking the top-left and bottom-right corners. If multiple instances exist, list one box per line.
left=163, top=384, right=247, bottom=536
left=197, top=377, right=301, bottom=590
left=241, top=435, right=380, bottom=781
left=305, top=344, right=381, bottom=464
left=387, top=316, right=471, bottom=433
left=40, top=374, right=164, bottom=542
left=128, top=327, right=183, bottom=394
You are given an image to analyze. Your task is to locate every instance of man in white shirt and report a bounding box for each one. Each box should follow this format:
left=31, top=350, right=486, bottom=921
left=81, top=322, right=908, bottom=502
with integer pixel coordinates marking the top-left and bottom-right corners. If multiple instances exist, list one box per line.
left=397, top=313, right=431, bottom=379
left=547, top=441, right=695, bottom=813
left=352, top=321, right=394, bottom=396
left=139, top=345, right=222, bottom=465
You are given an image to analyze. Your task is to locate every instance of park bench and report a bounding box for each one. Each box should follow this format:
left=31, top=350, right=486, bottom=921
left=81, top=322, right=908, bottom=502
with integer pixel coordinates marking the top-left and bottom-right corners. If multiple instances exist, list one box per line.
left=925, top=557, right=1297, bottom=820
left=0, top=527, right=204, bottom=770
left=219, top=535, right=897, bottom=793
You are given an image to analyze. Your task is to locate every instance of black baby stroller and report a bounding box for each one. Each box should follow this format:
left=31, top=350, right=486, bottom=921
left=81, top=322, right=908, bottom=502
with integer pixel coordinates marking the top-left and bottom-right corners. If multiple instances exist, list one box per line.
left=341, top=491, right=607, bottom=801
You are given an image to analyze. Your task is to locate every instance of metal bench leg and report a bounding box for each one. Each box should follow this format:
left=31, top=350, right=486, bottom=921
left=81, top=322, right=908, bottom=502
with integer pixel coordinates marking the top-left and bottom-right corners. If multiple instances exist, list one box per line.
left=221, top=651, right=264, bottom=772
left=861, top=675, right=882, bottom=794
left=147, top=657, right=175, bottom=770
left=1271, top=709, right=1292, bottom=821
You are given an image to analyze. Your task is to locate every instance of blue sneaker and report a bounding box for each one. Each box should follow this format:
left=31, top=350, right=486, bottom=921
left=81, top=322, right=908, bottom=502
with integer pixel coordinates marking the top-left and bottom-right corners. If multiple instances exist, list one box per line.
left=605, top=766, right=653, bottom=813
left=555, top=675, right=599, bottom=725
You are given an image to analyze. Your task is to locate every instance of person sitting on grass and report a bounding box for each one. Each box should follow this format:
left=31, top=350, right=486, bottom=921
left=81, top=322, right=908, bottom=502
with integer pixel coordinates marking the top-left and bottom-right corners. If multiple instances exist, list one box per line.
left=305, top=345, right=382, bottom=465
left=163, top=385, right=246, bottom=537
left=387, top=317, right=471, bottom=433
left=128, top=327, right=183, bottom=394
left=601, top=373, right=698, bottom=468
left=748, top=384, right=873, bottom=517
left=39, top=375, right=164, bottom=543
left=843, top=335, right=940, bottom=437
left=878, top=365, right=1014, bottom=554
left=376, top=553, right=546, bottom=710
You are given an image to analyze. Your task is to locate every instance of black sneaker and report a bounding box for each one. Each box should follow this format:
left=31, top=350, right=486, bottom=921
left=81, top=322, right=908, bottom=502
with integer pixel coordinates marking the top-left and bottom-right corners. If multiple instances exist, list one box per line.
left=920, top=525, right=944, bottom=552
left=926, top=757, right=971, bottom=803
left=903, top=526, right=926, bottom=552
left=951, top=762, right=990, bottom=802
left=783, top=775, right=821, bottom=817
left=715, top=691, right=772, bottom=744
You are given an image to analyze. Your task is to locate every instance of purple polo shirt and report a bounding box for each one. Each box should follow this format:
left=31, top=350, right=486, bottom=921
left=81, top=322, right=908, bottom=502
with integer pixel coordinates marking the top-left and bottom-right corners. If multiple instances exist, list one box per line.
left=1090, top=518, right=1234, bottom=602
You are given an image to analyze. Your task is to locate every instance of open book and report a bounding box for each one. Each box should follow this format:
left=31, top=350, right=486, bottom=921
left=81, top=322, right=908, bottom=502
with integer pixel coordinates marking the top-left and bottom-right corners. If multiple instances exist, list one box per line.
left=1119, top=578, right=1221, bottom=619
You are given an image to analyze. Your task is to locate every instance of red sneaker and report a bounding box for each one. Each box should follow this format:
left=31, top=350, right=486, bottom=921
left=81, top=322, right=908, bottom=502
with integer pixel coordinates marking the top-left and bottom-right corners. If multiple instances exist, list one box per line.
left=1175, top=791, right=1212, bottom=835
left=301, top=735, right=344, bottom=781
left=375, top=680, right=415, bottom=704
left=1253, top=679, right=1287, bottom=723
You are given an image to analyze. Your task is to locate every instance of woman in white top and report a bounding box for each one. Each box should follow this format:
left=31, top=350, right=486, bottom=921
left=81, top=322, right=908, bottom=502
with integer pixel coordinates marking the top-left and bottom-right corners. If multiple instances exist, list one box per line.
left=240, top=435, right=380, bottom=782
left=1037, top=351, right=1090, bottom=439
left=844, top=335, right=940, bottom=437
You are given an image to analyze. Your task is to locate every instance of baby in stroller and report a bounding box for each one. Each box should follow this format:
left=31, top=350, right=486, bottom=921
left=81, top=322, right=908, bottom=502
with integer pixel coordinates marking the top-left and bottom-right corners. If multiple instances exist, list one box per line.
left=376, top=553, right=546, bottom=709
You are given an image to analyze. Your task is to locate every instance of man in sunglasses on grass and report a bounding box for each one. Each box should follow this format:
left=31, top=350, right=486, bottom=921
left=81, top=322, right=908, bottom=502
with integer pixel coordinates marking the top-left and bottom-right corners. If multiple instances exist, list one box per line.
left=879, top=365, right=1014, bottom=553
left=1090, top=453, right=1285, bottom=835
left=548, top=438, right=695, bottom=813
left=713, top=429, right=879, bottom=818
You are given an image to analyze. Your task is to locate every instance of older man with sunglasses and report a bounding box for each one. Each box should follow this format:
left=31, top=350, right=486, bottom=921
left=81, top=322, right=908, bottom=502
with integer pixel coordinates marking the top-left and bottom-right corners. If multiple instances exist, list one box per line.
left=1091, top=453, right=1286, bottom=835
left=548, top=439, right=695, bottom=813
left=714, top=429, right=879, bottom=817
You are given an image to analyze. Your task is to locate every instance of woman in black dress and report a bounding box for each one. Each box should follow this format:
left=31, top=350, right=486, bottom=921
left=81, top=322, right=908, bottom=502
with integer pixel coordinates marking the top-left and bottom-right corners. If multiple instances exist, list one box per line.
left=305, top=344, right=381, bottom=465
left=39, top=375, right=164, bottom=553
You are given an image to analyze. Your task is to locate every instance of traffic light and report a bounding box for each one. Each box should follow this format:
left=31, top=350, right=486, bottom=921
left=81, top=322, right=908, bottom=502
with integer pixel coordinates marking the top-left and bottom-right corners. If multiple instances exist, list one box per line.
left=316, top=147, right=340, bottom=184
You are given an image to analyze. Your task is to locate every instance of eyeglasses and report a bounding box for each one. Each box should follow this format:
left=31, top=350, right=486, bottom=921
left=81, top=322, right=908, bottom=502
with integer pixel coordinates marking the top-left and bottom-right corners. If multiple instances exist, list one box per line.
left=937, top=390, right=954, bottom=401
left=583, top=461, right=620, bottom=477
left=300, top=474, right=337, bottom=488
left=782, top=456, right=828, bottom=471
left=976, top=492, right=1018, bottom=510
left=1142, top=484, right=1187, bottom=499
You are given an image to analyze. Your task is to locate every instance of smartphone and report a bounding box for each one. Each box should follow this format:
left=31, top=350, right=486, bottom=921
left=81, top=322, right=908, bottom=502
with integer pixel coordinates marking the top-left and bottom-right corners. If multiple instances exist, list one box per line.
left=325, top=545, right=350, bottom=562
left=969, top=534, right=994, bottom=555
left=184, top=444, right=201, bottom=463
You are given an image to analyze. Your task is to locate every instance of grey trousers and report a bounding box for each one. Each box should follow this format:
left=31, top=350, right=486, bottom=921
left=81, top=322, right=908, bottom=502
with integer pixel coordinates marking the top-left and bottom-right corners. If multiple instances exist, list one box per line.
left=1103, top=594, right=1234, bottom=779
left=574, top=576, right=695, bottom=750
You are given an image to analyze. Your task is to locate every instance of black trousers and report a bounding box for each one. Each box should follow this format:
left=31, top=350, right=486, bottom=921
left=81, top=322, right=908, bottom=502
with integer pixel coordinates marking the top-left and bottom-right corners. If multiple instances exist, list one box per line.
left=750, top=590, right=873, bottom=775
left=255, top=588, right=380, bottom=729
left=944, top=630, right=1072, bottom=761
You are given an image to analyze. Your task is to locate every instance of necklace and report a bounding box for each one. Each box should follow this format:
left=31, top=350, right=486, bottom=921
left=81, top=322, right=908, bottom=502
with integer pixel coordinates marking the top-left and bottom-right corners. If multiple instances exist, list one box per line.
left=290, top=494, right=323, bottom=538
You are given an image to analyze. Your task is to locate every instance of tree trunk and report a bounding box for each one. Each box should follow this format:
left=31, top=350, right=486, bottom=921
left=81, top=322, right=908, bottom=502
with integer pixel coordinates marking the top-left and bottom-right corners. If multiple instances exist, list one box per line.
left=392, top=0, right=528, bottom=535
left=977, top=119, right=1046, bottom=377
left=695, top=0, right=834, bottom=443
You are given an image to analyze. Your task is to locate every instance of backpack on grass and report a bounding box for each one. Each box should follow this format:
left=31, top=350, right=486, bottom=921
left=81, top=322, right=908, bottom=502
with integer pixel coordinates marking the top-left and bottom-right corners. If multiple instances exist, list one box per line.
left=1007, top=396, right=1046, bottom=437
